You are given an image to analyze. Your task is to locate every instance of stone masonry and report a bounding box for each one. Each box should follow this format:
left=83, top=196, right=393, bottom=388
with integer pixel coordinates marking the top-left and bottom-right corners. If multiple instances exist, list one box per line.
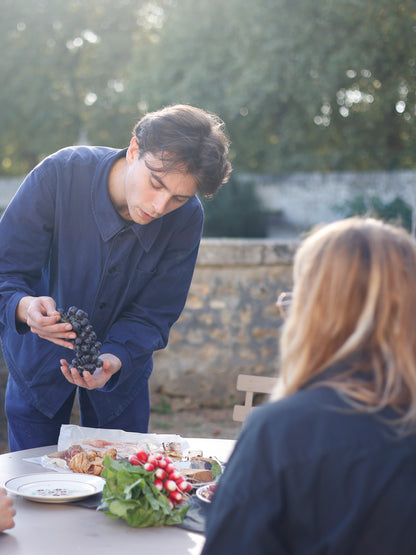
left=150, top=238, right=298, bottom=410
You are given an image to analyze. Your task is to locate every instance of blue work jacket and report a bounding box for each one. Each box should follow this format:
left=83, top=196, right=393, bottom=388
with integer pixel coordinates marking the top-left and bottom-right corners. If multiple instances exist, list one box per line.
left=0, top=145, right=203, bottom=424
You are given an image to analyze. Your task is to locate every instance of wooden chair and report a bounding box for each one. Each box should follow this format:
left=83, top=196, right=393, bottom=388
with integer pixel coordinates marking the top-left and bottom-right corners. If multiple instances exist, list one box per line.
left=232, top=374, right=279, bottom=422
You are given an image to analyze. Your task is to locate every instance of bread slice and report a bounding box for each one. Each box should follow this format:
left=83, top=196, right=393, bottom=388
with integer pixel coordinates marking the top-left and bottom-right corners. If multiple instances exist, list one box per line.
left=180, top=468, right=213, bottom=483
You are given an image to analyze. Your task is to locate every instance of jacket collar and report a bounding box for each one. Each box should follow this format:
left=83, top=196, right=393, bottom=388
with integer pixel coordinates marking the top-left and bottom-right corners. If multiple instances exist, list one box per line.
left=91, top=148, right=162, bottom=252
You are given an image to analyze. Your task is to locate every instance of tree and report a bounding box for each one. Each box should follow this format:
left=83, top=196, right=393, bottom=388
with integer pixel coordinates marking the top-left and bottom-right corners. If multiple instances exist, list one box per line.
left=0, top=0, right=142, bottom=175
left=127, top=0, right=416, bottom=172
left=1, top=0, right=416, bottom=175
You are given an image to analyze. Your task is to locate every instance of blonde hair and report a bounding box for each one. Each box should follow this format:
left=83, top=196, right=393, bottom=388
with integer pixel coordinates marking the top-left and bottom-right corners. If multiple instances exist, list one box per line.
left=272, top=217, right=416, bottom=432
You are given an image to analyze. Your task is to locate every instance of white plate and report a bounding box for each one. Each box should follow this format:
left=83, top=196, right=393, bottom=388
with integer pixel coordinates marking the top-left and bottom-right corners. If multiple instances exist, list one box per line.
left=4, top=473, right=105, bottom=503
left=196, top=483, right=216, bottom=504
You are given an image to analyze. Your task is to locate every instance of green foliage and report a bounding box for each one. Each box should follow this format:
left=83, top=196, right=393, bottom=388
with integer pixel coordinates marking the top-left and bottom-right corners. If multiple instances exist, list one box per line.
left=1, top=0, right=416, bottom=175
left=343, top=195, right=412, bottom=231
left=128, top=0, right=416, bottom=173
left=201, top=175, right=268, bottom=238
left=99, top=456, right=189, bottom=528
left=151, top=396, right=173, bottom=415
left=0, top=0, right=140, bottom=175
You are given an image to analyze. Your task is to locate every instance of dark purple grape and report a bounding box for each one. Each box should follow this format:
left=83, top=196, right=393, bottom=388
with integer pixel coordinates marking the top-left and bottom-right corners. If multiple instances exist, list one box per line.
left=59, top=306, right=102, bottom=376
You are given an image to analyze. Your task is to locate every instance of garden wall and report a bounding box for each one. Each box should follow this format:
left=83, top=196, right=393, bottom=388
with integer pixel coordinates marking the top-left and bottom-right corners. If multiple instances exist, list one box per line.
left=150, top=237, right=298, bottom=410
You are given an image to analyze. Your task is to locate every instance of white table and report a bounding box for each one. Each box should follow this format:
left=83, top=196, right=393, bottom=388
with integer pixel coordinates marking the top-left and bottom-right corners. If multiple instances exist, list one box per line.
left=0, top=437, right=235, bottom=554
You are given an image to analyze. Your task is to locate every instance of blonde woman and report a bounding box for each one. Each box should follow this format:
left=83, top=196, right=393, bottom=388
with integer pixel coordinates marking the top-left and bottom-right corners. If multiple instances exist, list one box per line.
left=202, top=217, right=416, bottom=555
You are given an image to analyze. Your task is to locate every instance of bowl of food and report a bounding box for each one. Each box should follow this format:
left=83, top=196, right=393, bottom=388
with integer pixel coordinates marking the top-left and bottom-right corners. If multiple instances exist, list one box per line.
left=196, top=482, right=218, bottom=504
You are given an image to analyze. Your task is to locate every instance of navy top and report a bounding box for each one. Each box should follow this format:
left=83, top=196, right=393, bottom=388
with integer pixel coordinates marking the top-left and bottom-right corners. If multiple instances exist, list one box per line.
left=202, top=385, right=416, bottom=554
left=0, top=145, right=203, bottom=424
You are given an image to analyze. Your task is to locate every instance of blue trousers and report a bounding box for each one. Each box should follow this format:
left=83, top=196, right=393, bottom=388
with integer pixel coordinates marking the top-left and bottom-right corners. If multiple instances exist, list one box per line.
left=5, top=374, right=150, bottom=452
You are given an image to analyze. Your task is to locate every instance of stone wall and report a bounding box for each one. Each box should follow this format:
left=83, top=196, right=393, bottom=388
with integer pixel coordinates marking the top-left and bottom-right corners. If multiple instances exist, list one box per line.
left=150, top=238, right=298, bottom=410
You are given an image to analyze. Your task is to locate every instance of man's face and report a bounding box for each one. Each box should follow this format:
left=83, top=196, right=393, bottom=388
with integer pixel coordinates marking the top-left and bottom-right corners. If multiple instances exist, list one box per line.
left=123, top=138, right=198, bottom=225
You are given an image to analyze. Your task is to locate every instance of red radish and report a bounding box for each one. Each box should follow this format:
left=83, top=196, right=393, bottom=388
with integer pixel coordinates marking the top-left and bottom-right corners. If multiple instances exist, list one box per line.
left=165, top=463, right=175, bottom=473
left=147, top=455, right=159, bottom=466
left=135, top=450, right=148, bottom=463
left=143, top=462, right=155, bottom=472
left=164, top=480, right=177, bottom=492
left=168, top=470, right=181, bottom=481
left=157, top=459, right=167, bottom=469
left=169, top=490, right=184, bottom=503
left=177, top=480, right=191, bottom=492
left=155, top=468, right=167, bottom=480
left=129, top=454, right=140, bottom=466
left=153, top=479, right=163, bottom=491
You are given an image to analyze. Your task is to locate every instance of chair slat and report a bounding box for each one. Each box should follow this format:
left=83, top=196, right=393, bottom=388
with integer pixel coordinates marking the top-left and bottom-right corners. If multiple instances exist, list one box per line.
left=233, top=374, right=278, bottom=422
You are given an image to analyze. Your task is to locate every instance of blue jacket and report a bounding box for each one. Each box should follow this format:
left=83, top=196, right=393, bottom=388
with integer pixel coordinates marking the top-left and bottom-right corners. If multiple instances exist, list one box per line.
left=202, top=384, right=416, bottom=554
left=0, top=145, right=203, bottom=424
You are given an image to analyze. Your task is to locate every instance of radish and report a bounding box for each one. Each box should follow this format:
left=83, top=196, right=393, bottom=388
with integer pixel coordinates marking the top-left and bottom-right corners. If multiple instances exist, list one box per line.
left=129, top=454, right=140, bottom=466
left=164, top=479, right=177, bottom=492
left=177, top=479, right=191, bottom=492
left=169, top=490, right=184, bottom=503
left=135, top=450, right=148, bottom=463
left=153, top=479, right=163, bottom=491
left=147, top=455, right=159, bottom=466
left=143, top=462, right=155, bottom=472
left=155, top=468, right=167, bottom=480
left=168, top=470, right=181, bottom=481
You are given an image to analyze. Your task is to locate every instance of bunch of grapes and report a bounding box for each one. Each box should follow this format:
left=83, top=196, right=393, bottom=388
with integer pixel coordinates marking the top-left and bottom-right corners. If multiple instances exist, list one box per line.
left=58, top=306, right=103, bottom=376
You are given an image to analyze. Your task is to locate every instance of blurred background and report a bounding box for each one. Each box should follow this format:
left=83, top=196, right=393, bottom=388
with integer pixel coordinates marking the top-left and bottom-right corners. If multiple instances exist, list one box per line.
left=1, top=0, right=415, bottom=237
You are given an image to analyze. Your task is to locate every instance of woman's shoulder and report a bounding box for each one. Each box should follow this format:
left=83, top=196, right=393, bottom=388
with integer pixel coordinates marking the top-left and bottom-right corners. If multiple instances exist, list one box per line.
left=248, top=385, right=343, bottom=425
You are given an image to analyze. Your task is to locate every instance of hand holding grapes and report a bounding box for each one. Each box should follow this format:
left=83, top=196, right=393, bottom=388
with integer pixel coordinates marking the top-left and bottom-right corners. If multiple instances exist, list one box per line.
left=16, top=295, right=76, bottom=349
left=60, top=354, right=121, bottom=390
left=57, top=306, right=121, bottom=389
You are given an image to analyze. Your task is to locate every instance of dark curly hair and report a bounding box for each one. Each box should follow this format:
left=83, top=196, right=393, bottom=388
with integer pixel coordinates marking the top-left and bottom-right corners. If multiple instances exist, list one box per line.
left=133, top=104, right=232, bottom=198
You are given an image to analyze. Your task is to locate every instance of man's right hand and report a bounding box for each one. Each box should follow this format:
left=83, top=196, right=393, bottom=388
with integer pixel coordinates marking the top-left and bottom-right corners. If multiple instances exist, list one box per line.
left=16, top=296, right=76, bottom=349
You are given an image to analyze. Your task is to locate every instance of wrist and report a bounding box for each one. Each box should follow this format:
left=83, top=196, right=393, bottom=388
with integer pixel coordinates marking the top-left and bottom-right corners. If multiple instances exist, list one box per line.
left=15, top=296, right=36, bottom=324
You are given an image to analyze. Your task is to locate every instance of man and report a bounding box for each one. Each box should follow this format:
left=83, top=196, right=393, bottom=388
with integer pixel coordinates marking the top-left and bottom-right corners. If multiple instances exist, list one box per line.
left=0, top=104, right=231, bottom=451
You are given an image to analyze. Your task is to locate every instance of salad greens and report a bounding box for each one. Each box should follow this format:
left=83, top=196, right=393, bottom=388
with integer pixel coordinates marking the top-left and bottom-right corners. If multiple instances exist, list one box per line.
left=98, top=456, right=189, bottom=527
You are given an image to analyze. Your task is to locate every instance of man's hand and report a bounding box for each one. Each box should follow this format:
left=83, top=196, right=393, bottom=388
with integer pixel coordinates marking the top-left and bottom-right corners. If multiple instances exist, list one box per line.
left=60, top=354, right=122, bottom=390
left=16, top=296, right=76, bottom=349
left=0, top=488, right=15, bottom=532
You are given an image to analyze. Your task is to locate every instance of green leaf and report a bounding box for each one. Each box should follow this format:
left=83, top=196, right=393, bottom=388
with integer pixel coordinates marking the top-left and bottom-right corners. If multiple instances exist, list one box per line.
left=210, top=459, right=222, bottom=479
left=99, top=457, right=190, bottom=528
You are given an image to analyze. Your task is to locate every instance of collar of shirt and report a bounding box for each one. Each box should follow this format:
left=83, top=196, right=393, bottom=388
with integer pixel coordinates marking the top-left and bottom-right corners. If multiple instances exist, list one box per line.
left=91, top=148, right=162, bottom=253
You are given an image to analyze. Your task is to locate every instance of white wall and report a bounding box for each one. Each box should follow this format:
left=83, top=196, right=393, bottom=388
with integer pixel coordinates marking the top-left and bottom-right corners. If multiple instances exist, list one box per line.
left=246, top=170, right=416, bottom=230
left=2, top=171, right=416, bottom=231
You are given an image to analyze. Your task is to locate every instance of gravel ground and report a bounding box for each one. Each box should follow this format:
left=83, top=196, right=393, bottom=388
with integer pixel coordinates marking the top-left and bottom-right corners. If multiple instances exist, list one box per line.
left=149, top=407, right=242, bottom=440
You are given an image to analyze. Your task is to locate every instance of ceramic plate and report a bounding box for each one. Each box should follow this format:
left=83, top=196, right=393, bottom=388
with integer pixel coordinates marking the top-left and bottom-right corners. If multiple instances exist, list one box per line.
left=196, top=483, right=217, bottom=504
left=4, top=472, right=105, bottom=503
